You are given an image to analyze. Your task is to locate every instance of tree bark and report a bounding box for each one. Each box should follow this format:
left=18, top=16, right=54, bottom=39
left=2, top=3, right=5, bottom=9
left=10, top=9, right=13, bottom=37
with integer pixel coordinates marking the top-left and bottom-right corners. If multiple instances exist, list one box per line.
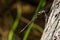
left=40, top=0, right=60, bottom=40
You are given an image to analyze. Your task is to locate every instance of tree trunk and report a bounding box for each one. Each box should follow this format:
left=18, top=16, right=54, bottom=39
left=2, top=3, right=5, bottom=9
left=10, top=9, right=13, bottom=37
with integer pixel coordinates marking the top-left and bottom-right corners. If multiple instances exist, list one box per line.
left=40, top=0, right=60, bottom=40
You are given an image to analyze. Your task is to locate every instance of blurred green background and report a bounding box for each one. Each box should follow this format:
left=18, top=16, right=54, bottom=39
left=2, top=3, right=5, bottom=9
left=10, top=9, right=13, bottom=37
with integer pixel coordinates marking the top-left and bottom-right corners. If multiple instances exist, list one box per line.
left=0, top=0, right=53, bottom=40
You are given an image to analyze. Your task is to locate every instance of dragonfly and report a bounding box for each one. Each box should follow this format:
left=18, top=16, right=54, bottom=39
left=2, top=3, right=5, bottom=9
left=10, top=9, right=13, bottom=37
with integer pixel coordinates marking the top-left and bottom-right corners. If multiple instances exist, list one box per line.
left=19, top=3, right=52, bottom=33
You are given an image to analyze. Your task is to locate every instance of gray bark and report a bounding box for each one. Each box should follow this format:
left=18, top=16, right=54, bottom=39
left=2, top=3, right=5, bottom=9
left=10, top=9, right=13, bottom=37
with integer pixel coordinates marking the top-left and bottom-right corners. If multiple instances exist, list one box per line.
left=40, top=0, right=60, bottom=40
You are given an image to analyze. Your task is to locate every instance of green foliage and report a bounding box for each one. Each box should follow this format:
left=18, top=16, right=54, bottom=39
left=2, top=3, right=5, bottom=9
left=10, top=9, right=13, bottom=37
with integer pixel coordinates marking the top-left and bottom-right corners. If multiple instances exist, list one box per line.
left=8, top=4, right=22, bottom=40
left=23, top=23, right=34, bottom=40
left=23, top=0, right=46, bottom=40
left=4, top=0, right=46, bottom=40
